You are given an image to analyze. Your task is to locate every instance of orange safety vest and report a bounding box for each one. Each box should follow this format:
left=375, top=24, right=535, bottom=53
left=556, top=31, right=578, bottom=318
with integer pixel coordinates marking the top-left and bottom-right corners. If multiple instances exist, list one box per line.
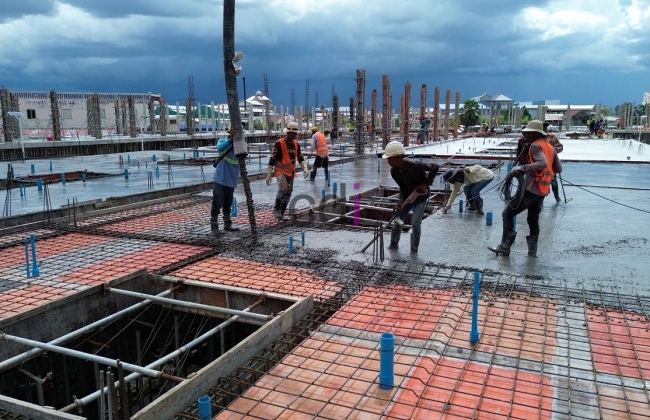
left=314, top=132, right=328, bottom=157
left=528, top=139, right=555, bottom=195
left=275, top=138, right=299, bottom=177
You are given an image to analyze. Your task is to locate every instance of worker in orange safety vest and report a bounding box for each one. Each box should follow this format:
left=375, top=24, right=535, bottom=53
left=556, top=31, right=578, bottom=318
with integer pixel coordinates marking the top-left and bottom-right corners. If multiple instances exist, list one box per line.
left=308, top=126, right=329, bottom=181
left=488, top=120, right=562, bottom=258
left=266, top=122, right=309, bottom=220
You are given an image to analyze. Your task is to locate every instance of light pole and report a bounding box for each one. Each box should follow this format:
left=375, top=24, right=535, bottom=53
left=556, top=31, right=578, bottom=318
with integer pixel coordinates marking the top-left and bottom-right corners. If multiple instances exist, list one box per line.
left=8, top=111, right=25, bottom=161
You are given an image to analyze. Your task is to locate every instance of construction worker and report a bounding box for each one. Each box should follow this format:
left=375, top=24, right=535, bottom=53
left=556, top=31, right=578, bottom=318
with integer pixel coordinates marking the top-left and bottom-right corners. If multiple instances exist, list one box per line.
left=488, top=120, right=562, bottom=257
left=383, top=141, right=440, bottom=253
left=211, top=127, right=240, bottom=236
left=308, top=126, right=329, bottom=181
left=441, top=165, right=494, bottom=215
left=266, top=122, right=309, bottom=220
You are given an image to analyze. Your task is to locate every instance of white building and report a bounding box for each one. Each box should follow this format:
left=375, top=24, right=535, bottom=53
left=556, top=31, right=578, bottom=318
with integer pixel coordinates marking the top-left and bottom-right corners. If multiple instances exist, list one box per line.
left=0, top=91, right=157, bottom=139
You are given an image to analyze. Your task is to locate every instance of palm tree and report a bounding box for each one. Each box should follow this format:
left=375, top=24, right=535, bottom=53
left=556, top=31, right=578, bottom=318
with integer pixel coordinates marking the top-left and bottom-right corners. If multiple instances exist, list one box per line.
left=223, top=0, right=257, bottom=235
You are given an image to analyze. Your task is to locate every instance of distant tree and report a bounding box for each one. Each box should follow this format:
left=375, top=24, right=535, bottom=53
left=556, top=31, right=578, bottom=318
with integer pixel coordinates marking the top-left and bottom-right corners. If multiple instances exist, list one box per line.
left=459, top=99, right=480, bottom=127
left=615, top=102, right=634, bottom=117
left=600, top=106, right=610, bottom=117
left=521, top=107, right=531, bottom=124
left=499, top=109, right=510, bottom=124
left=634, top=104, right=646, bottom=116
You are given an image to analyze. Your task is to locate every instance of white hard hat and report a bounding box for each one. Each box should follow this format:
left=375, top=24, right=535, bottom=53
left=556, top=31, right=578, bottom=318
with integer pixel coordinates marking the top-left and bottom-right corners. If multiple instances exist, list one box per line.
left=382, top=141, right=406, bottom=159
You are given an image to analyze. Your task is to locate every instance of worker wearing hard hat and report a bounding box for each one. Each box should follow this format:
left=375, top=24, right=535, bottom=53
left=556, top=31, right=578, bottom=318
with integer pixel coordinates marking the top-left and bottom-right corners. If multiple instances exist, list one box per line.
left=211, top=127, right=240, bottom=236
left=308, top=126, right=329, bottom=181
left=382, top=141, right=440, bottom=254
left=266, top=122, right=309, bottom=220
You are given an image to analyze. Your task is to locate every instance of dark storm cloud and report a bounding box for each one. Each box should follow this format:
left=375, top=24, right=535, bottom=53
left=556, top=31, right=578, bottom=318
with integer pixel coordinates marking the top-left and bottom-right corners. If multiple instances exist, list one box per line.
left=1, top=0, right=649, bottom=109
left=0, top=0, right=56, bottom=22
left=62, top=0, right=219, bottom=18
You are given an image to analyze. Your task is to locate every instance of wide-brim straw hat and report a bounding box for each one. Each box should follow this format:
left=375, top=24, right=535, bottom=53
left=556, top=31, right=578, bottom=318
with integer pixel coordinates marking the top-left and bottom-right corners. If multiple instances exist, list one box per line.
left=284, top=122, right=300, bottom=133
left=522, top=119, right=547, bottom=135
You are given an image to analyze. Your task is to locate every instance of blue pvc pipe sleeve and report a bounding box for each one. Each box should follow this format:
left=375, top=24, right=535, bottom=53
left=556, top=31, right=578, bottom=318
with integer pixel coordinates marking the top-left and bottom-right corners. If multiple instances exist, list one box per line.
left=470, top=271, right=480, bottom=344
left=379, top=332, right=394, bottom=390
left=198, top=395, right=211, bottom=420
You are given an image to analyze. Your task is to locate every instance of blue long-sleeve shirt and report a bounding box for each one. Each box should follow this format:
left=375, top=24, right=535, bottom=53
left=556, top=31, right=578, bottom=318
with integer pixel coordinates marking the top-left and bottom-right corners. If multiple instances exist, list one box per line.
left=213, top=138, right=240, bottom=188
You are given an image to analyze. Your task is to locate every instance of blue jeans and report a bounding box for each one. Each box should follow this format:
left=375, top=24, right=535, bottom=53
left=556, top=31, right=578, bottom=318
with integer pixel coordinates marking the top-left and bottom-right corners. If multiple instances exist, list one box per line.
left=211, top=182, right=234, bottom=223
left=391, top=198, right=427, bottom=251
left=463, top=179, right=492, bottom=202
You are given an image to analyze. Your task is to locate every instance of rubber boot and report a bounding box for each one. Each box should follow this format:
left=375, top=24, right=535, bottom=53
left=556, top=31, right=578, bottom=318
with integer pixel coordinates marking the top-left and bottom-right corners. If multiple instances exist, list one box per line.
left=551, top=178, right=561, bottom=203
left=526, top=235, right=538, bottom=257
left=466, top=197, right=477, bottom=211
left=488, top=231, right=517, bottom=256
left=273, top=198, right=283, bottom=220
left=224, top=219, right=240, bottom=232
left=387, top=229, right=401, bottom=250
left=309, top=170, right=316, bottom=181
left=410, top=230, right=420, bottom=253
left=210, top=218, right=220, bottom=237
left=475, top=197, right=484, bottom=215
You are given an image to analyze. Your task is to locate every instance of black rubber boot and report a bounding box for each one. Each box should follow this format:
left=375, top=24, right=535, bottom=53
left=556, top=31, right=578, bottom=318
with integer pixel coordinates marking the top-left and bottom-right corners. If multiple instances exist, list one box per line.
left=551, top=178, right=560, bottom=203
left=410, top=230, right=420, bottom=253
left=224, top=220, right=240, bottom=231
left=488, top=231, right=517, bottom=256
left=273, top=198, right=283, bottom=220
left=466, top=197, right=477, bottom=211
left=526, top=235, right=538, bottom=257
left=210, top=218, right=220, bottom=237
left=387, top=229, right=401, bottom=250
left=475, top=197, right=484, bottom=215
left=309, top=171, right=316, bottom=181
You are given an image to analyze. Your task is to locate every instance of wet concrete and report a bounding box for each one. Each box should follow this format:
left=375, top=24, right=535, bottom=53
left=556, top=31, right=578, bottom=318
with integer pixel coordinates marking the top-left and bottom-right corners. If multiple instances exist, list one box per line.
left=2, top=142, right=649, bottom=297
left=243, top=157, right=650, bottom=297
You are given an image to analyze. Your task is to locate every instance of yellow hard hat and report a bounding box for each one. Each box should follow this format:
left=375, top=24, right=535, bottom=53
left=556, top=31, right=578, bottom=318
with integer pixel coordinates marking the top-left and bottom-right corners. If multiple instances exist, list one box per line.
left=310, top=126, right=319, bottom=132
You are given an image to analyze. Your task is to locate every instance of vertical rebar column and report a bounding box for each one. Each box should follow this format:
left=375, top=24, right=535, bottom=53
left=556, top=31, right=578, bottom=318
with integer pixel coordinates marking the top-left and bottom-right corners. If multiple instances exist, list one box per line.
left=433, top=87, right=440, bottom=142
left=444, top=90, right=451, bottom=141
left=87, top=97, right=94, bottom=138
left=403, top=82, right=411, bottom=146
left=120, top=99, right=127, bottom=135
left=50, top=91, right=61, bottom=142
left=148, top=96, right=155, bottom=134
left=92, top=93, right=102, bottom=139
left=382, top=75, right=390, bottom=148
left=160, top=98, right=167, bottom=136
left=128, top=95, right=136, bottom=138
left=187, top=75, right=195, bottom=134
left=1, top=88, right=10, bottom=142
left=1, top=89, right=20, bottom=142
left=370, top=89, right=377, bottom=145
left=114, top=100, right=121, bottom=135
left=355, top=69, right=365, bottom=155
left=454, top=92, right=460, bottom=139
left=332, top=94, right=339, bottom=142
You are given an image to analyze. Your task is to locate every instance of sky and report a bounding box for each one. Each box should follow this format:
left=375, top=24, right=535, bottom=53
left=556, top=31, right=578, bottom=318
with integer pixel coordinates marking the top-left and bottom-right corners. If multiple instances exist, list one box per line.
left=1, top=0, right=649, bottom=110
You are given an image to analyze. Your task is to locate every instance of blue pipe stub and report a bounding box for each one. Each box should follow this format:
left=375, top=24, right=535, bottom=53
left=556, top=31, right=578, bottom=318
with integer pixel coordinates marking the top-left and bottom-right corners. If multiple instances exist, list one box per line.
left=379, top=332, right=394, bottom=390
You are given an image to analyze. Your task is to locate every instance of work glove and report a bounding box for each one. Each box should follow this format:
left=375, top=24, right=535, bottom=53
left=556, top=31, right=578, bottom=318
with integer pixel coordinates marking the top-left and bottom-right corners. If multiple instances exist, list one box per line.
left=512, top=165, right=524, bottom=174
left=265, top=166, right=273, bottom=185
left=301, top=161, right=309, bottom=180
left=395, top=200, right=405, bottom=211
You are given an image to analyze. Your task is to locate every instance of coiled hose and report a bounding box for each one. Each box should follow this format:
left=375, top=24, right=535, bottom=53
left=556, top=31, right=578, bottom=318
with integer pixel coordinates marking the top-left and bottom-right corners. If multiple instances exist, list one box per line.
left=499, top=170, right=526, bottom=209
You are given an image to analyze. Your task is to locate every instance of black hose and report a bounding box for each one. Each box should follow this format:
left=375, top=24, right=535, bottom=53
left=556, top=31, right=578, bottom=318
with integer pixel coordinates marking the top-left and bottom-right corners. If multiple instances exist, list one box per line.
left=500, top=170, right=525, bottom=208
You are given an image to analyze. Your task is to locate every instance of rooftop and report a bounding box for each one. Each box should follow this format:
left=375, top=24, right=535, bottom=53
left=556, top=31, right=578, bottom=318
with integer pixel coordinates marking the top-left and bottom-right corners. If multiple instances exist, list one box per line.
left=1, top=134, right=650, bottom=419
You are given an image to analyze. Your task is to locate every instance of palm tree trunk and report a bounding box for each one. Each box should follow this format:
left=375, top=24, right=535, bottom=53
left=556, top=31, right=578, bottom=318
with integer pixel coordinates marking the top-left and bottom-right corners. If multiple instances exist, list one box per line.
left=223, top=0, right=256, bottom=235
